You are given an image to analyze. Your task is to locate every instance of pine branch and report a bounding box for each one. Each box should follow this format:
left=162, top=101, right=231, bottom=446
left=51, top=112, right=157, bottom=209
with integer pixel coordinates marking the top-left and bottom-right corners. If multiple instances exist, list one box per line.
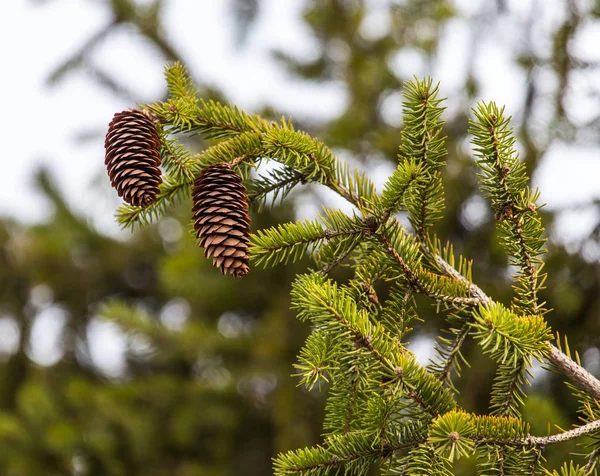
left=129, top=65, right=600, bottom=475
left=548, top=345, right=600, bottom=401
left=323, top=356, right=366, bottom=435
left=432, top=250, right=600, bottom=403
left=291, top=275, right=456, bottom=417
left=333, top=161, right=380, bottom=215
left=524, top=419, right=600, bottom=446
left=489, top=359, right=530, bottom=418
left=470, top=102, right=547, bottom=315
left=164, top=61, right=198, bottom=103
left=194, top=98, right=267, bottom=138
left=188, top=131, right=263, bottom=174
left=376, top=232, right=479, bottom=307
left=343, top=366, right=360, bottom=434
left=116, top=175, right=192, bottom=230
left=158, top=135, right=195, bottom=181
left=379, top=286, right=418, bottom=343
left=397, top=77, right=447, bottom=241
left=248, top=166, right=306, bottom=210
left=251, top=220, right=357, bottom=267
left=380, top=158, right=423, bottom=217
left=403, top=444, right=453, bottom=476
left=316, top=234, right=363, bottom=274
left=274, top=430, right=425, bottom=475
left=293, top=329, right=340, bottom=391
left=471, top=303, right=551, bottom=364
left=428, top=318, right=471, bottom=389
left=251, top=210, right=368, bottom=268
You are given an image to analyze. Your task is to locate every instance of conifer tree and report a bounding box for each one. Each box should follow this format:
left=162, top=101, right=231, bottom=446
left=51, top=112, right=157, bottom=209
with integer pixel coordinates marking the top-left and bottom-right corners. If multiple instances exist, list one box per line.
left=108, top=62, right=600, bottom=475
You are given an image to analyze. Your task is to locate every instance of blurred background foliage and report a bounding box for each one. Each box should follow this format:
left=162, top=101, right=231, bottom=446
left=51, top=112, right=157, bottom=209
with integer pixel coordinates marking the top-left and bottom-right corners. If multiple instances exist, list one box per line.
left=2, top=0, right=600, bottom=474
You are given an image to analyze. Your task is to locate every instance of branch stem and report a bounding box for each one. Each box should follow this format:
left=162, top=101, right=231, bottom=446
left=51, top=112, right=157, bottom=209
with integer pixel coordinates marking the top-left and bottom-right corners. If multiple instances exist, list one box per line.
left=525, top=418, right=600, bottom=446
left=434, top=254, right=600, bottom=400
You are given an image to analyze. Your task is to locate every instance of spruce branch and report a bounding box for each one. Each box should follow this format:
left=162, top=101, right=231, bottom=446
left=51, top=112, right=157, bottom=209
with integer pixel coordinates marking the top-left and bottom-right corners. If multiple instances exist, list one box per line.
left=376, top=232, right=479, bottom=307
left=547, top=345, right=600, bottom=401
left=293, top=329, right=339, bottom=391
left=250, top=219, right=359, bottom=267
left=403, top=444, right=453, bottom=476
left=380, top=158, right=423, bottom=217
left=421, top=410, right=600, bottom=450
left=158, top=135, right=195, bottom=182
left=470, top=102, right=547, bottom=315
left=116, top=175, right=192, bottom=230
left=323, top=357, right=367, bottom=435
left=523, top=418, right=600, bottom=446
left=188, top=131, right=263, bottom=174
left=471, top=302, right=551, bottom=417
left=489, top=359, right=531, bottom=418
left=428, top=317, right=471, bottom=389
left=316, top=234, right=364, bottom=274
left=379, top=286, right=418, bottom=343
left=194, top=98, right=267, bottom=138
left=433, top=247, right=600, bottom=403
left=247, top=166, right=306, bottom=210
left=250, top=209, right=369, bottom=268
left=274, top=429, right=426, bottom=475
left=343, top=366, right=360, bottom=434
left=291, top=275, right=456, bottom=417
left=163, top=61, right=198, bottom=104
left=397, top=77, right=447, bottom=241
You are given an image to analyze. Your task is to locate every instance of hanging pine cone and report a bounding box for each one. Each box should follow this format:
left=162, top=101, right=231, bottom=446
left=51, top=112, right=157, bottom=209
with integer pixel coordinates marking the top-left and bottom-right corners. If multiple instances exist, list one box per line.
left=192, top=163, right=251, bottom=278
left=104, top=109, right=162, bottom=208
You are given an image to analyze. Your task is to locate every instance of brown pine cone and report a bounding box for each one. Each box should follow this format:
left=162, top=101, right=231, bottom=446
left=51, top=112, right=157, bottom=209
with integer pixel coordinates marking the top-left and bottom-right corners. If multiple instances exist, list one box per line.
left=192, top=164, right=251, bottom=278
left=104, top=109, right=162, bottom=208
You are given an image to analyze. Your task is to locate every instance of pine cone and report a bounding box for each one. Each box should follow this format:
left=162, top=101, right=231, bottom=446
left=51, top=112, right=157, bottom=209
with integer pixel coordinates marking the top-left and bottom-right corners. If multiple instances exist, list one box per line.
left=104, top=109, right=162, bottom=208
left=192, top=164, right=251, bottom=278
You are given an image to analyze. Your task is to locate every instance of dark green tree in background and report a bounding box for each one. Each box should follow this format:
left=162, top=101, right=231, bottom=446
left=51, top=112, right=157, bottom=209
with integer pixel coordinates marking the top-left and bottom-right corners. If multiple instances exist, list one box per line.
left=0, top=0, right=598, bottom=474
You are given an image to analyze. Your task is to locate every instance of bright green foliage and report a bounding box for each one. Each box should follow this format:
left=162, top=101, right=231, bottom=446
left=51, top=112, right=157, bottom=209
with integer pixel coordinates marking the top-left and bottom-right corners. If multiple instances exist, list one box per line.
left=471, top=303, right=552, bottom=365
left=381, top=158, right=422, bottom=215
left=550, top=462, right=588, bottom=476
left=274, top=425, right=426, bottom=476
left=429, top=411, right=475, bottom=462
left=388, top=77, right=447, bottom=240
left=290, top=274, right=457, bottom=437
left=193, top=99, right=267, bottom=139
left=471, top=302, right=552, bottom=417
left=428, top=237, right=474, bottom=281
left=102, top=62, right=599, bottom=475
left=12, top=2, right=600, bottom=475
left=158, top=135, right=195, bottom=182
left=427, top=312, right=471, bottom=390
left=334, top=161, right=380, bottom=216
left=402, top=445, right=454, bottom=476
left=378, top=286, right=418, bottom=342
left=248, top=165, right=305, bottom=210
left=188, top=131, right=263, bottom=174
left=250, top=209, right=365, bottom=268
left=293, top=329, right=340, bottom=391
left=469, top=102, right=547, bottom=316
left=117, top=175, right=192, bottom=229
